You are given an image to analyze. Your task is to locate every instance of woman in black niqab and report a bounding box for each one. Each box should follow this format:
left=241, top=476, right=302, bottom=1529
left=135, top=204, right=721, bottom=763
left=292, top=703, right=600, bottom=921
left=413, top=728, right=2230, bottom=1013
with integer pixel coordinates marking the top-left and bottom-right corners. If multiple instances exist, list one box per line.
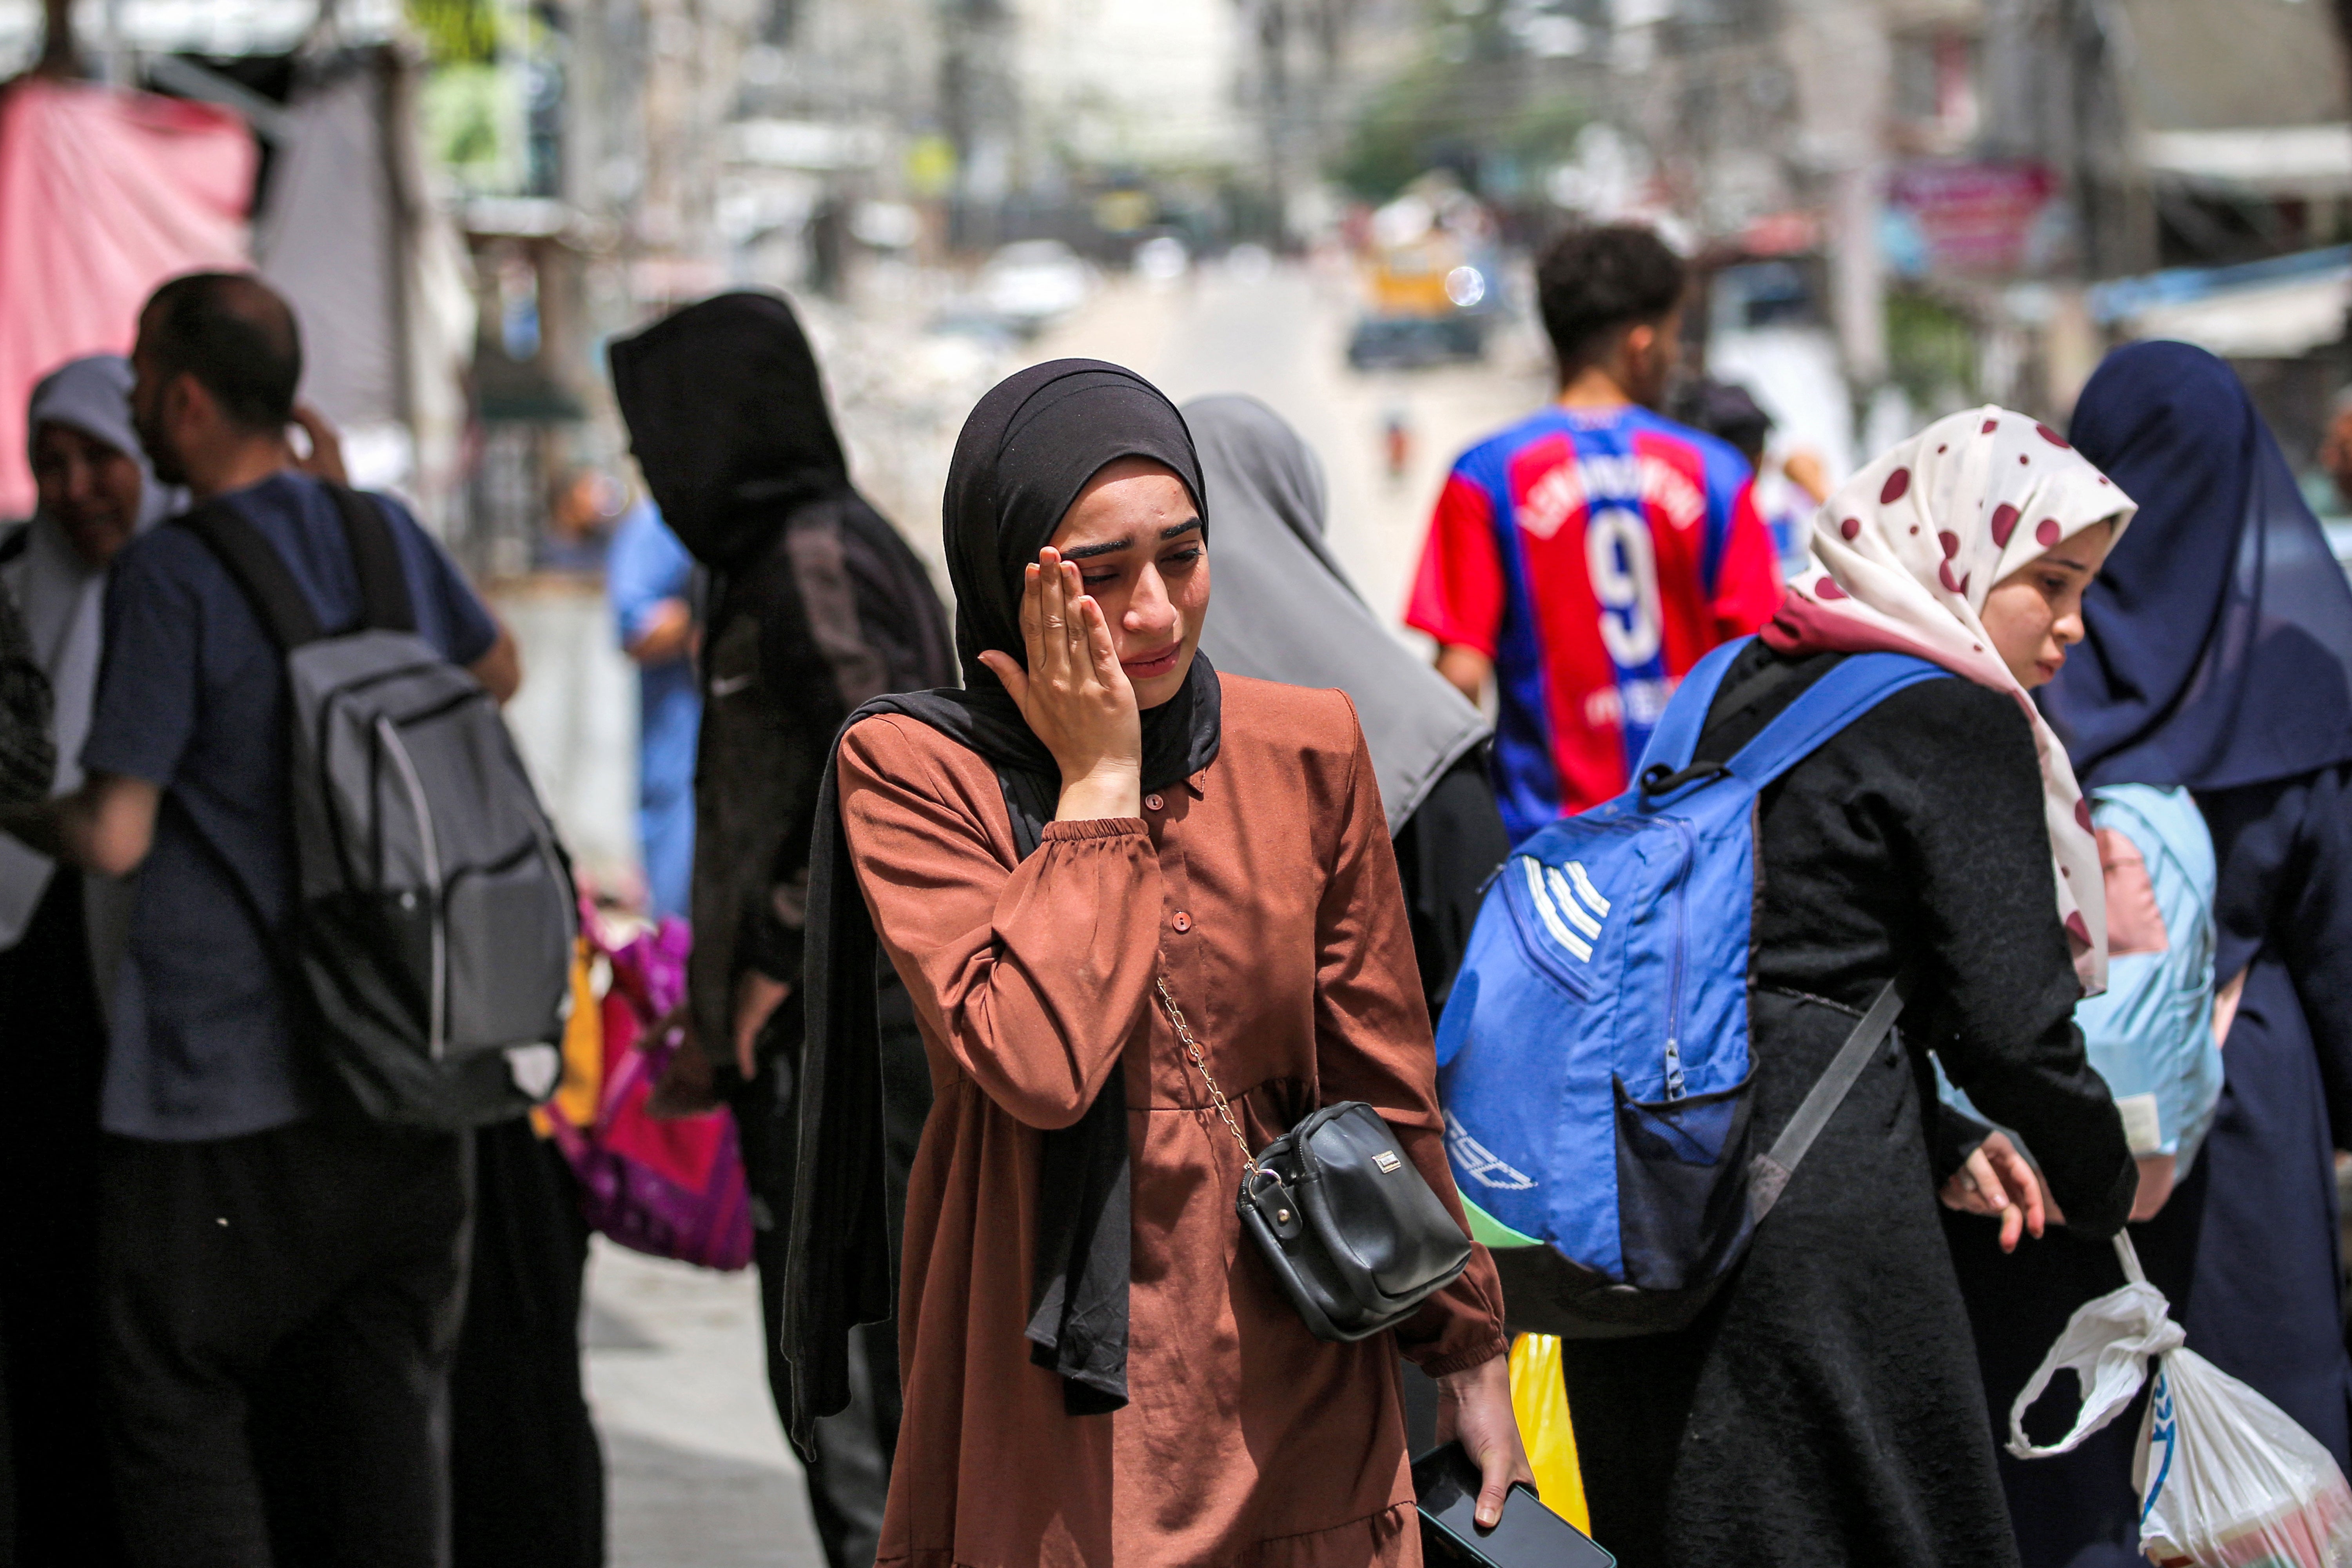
left=2045, top=340, right=2352, bottom=789
left=784, top=359, right=1220, bottom=1447
left=609, top=291, right=956, bottom=1057
left=2028, top=342, right=2352, bottom=1532
left=610, top=293, right=960, bottom=1568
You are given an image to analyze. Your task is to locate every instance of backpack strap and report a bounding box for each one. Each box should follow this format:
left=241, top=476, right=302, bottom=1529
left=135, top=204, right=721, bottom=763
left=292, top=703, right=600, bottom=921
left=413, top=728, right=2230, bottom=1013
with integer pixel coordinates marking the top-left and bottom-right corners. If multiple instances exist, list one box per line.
left=1721, top=652, right=1951, bottom=789
left=1635, top=636, right=1751, bottom=777
left=323, top=483, right=417, bottom=634
left=179, top=501, right=325, bottom=649
left=1747, top=970, right=1912, bottom=1221
left=179, top=484, right=421, bottom=650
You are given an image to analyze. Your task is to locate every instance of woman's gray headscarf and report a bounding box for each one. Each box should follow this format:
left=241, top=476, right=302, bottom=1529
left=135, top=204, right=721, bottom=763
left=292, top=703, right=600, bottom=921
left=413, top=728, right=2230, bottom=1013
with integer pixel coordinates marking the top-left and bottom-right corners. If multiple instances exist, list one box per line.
left=1185, top=394, right=1486, bottom=833
left=0, top=355, right=177, bottom=951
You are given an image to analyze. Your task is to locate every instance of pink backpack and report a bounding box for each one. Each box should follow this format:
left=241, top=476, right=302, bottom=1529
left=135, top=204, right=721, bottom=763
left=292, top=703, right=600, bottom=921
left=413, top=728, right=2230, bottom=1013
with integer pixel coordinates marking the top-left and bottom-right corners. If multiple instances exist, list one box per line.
left=542, top=914, right=754, bottom=1271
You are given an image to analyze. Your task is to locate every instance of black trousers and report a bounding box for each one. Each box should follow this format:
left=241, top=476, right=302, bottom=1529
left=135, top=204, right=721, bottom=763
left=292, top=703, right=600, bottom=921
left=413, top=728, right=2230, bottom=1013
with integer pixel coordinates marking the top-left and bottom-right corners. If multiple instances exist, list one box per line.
left=0, top=875, right=126, bottom=1566
left=98, top=1113, right=471, bottom=1568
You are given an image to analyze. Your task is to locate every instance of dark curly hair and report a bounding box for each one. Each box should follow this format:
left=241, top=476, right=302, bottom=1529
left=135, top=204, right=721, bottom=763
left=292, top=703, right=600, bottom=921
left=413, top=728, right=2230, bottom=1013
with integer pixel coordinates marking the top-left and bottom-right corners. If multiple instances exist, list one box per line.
left=138, top=272, right=302, bottom=435
left=1535, top=225, right=1686, bottom=378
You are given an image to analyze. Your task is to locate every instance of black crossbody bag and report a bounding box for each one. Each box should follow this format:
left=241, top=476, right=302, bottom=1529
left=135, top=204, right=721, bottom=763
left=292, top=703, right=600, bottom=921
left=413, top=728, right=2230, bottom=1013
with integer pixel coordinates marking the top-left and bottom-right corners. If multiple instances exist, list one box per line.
left=1155, top=978, right=1474, bottom=1341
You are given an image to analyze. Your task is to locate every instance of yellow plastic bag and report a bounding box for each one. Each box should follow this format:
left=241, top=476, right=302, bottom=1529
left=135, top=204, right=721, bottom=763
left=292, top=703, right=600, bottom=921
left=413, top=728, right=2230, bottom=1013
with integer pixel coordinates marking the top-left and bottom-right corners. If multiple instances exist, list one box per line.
left=1508, top=1332, right=1590, bottom=1532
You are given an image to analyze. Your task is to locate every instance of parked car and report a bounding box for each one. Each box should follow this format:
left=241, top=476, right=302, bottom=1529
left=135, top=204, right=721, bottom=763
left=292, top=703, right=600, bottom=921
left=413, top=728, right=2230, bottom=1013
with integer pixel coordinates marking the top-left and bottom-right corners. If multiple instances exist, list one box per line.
left=1347, top=314, right=1486, bottom=370
left=976, top=240, right=1094, bottom=336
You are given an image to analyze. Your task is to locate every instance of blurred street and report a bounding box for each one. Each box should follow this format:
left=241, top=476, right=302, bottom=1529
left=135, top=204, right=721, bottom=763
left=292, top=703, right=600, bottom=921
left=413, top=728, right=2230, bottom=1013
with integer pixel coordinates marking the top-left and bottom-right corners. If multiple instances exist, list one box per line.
left=497, top=254, right=1553, bottom=888
left=585, top=1244, right=824, bottom=1568
left=838, top=254, right=1553, bottom=638
left=1025, top=258, right=1550, bottom=628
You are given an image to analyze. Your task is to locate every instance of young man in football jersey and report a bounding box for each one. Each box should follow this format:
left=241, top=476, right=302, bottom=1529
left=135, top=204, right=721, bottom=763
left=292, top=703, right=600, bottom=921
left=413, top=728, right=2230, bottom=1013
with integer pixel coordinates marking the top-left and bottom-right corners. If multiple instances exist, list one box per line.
left=1406, top=224, right=1783, bottom=842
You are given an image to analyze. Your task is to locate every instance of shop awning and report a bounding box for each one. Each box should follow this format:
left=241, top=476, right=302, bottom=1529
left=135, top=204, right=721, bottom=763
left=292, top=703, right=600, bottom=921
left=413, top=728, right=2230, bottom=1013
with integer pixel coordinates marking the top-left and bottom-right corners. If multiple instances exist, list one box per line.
left=0, top=80, right=253, bottom=516
left=2117, top=0, right=2352, bottom=196
left=2089, top=245, right=2352, bottom=359
left=2140, top=125, right=2352, bottom=198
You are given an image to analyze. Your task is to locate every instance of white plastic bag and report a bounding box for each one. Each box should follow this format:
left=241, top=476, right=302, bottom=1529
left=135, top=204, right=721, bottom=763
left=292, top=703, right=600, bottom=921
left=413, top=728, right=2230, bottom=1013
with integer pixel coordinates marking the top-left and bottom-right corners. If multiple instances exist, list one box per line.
left=2009, top=1236, right=2352, bottom=1567
left=2004, top=1265, right=2181, bottom=1459
left=2134, top=1348, right=2352, bottom=1568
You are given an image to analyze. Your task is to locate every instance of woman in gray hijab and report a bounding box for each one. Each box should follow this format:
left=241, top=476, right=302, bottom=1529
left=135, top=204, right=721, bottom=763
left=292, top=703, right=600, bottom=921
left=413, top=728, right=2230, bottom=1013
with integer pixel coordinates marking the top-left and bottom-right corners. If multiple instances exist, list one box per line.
left=1187, top=394, right=1507, bottom=1013
left=1187, top=394, right=1509, bottom=1458
left=0, top=353, right=170, bottom=1566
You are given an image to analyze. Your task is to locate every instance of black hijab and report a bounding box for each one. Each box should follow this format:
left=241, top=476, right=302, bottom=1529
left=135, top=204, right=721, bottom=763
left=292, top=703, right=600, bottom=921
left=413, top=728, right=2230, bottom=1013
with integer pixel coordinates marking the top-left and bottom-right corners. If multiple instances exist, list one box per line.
left=2045, top=340, right=2352, bottom=791
left=608, top=290, right=849, bottom=570
left=929, top=358, right=1223, bottom=803
left=784, top=360, right=1219, bottom=1450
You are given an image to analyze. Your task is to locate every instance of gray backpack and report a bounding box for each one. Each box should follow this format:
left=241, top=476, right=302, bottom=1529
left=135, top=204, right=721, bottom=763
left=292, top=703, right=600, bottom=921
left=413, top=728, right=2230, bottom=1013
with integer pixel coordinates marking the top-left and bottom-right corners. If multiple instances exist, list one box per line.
left=182, top=484, right=576, bottom=1129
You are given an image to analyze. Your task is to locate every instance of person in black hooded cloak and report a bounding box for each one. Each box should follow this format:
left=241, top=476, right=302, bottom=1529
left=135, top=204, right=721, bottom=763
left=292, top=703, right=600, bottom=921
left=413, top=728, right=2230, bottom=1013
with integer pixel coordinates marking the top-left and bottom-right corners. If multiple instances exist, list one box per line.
left=607, top=291, right=955, bottom=1568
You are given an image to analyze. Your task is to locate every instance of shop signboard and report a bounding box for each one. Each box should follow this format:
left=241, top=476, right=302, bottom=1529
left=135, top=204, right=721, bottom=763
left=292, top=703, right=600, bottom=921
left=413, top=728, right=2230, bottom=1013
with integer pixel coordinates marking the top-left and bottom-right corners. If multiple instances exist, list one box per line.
left=1886, top=161, right=2062, bottom=278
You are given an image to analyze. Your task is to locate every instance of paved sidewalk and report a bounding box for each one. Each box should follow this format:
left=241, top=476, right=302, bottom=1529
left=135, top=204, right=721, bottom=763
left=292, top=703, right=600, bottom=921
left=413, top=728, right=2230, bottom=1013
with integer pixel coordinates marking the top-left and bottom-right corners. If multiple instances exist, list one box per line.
left=583, top=1239, right=826, bottom=1567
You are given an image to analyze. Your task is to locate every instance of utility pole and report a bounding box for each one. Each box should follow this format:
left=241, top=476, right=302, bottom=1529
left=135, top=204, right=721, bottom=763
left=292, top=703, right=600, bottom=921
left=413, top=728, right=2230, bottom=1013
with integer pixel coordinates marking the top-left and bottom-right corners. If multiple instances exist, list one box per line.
left=1256, top=0, right=1290, bottom=229
left=1782, top=0, right=1891, bottom=392
left=1249, top=0, right=1362, bottom=241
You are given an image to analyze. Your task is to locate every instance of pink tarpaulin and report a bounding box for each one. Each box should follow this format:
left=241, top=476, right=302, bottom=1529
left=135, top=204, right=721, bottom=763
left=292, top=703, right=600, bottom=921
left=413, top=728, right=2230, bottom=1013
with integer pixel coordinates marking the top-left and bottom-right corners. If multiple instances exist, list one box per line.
left=0, top=80, right=254, bottom=516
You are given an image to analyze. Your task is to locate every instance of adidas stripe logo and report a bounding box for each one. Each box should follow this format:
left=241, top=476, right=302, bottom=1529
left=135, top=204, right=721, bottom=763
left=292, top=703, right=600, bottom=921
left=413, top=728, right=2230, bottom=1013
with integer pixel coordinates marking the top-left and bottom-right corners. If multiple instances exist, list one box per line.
left=1522, top=856, right=1610, bottom=962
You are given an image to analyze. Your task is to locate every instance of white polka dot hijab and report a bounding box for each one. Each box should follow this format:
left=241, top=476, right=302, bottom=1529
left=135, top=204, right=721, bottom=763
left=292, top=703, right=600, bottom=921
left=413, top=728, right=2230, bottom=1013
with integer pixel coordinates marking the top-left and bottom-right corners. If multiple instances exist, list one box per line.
left=1761, top=405, right=2137, bottom=995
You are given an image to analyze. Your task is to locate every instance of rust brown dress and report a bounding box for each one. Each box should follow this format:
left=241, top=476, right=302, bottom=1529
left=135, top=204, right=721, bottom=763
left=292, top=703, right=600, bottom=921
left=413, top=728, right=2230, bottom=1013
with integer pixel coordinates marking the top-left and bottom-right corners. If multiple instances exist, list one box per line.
left=838, top=671, right=1508, bottom=1568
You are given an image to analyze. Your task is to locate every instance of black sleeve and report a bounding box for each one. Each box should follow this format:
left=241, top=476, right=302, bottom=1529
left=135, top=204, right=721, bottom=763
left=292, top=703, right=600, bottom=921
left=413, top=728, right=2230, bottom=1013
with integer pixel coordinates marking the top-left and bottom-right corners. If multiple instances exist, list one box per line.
left=2200, top=776, right=2295, bottom=985
left=1393, top=748, right=1510, bottom=1014
left=2205, top=765, right=2352, bottom=1147
left=1882, top=681, right=2136, bottom=1236
left=734, top=702, right=825, bottom=991
left=762, top=505, right=900, bottom=732
left=1925, top=1096, right=1995, bottom=1187
left=738, top=506, right=906, bottom=990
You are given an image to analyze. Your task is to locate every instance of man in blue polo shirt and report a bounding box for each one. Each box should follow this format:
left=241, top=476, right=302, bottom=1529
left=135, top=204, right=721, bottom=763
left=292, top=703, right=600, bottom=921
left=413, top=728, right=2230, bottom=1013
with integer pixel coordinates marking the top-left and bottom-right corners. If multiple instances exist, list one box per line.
left=4, top=272, right=518, bottom=1567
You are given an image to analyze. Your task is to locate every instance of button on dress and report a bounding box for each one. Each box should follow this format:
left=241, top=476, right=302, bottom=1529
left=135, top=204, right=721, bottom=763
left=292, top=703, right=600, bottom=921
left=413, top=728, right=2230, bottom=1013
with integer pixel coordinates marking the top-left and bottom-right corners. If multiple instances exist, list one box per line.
left=838, top=672, right=1507, bottom=1568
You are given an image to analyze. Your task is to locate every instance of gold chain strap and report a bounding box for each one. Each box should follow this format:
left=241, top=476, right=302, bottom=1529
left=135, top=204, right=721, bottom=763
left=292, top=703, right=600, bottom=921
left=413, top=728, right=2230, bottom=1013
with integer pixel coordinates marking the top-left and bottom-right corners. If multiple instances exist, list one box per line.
left=1155, top=976, right=1260, bottom=1180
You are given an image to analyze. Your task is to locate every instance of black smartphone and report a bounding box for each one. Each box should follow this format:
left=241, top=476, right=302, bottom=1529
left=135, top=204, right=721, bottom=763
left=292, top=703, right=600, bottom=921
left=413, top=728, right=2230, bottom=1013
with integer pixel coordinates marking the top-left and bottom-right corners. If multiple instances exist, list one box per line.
left=1412, top=1441, right=1616, bottom=1568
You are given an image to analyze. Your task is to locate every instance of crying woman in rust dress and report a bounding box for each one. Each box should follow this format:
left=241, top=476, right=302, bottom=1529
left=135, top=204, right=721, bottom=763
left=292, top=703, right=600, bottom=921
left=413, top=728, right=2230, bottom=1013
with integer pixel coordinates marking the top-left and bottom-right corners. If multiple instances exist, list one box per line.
left=786, top=361, right=1529, bottom=1568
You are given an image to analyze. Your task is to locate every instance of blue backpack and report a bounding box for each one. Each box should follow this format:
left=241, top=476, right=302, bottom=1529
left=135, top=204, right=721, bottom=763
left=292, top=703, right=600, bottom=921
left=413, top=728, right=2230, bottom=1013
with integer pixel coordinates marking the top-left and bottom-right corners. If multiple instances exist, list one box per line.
left=1436, top=638, right=1949, bottom=1337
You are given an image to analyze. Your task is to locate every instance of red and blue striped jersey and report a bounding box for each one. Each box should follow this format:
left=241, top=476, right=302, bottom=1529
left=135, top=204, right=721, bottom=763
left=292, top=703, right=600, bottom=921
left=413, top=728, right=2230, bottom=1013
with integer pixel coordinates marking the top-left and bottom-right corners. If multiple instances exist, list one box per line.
left=1407, top=403, right=1783, bottom=841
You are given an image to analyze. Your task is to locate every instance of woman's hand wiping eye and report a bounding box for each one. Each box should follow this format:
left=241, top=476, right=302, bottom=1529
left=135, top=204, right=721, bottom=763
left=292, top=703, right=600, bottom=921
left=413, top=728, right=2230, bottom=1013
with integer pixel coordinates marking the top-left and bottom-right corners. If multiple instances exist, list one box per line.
left=977, top=548, right=1146, bottom=822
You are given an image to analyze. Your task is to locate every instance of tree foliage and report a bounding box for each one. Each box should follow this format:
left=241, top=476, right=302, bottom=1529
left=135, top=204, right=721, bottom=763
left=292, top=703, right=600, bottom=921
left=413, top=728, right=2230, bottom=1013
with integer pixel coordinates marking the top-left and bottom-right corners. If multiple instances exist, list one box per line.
left=1336, top=40, right=1586, bottom=202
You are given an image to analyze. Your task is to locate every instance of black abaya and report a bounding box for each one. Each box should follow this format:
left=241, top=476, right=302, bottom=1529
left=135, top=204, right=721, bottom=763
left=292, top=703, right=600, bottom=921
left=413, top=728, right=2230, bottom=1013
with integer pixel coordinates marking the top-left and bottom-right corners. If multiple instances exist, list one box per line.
left=1393, top=749, right=1510, bottom=1015
left=1967, top=762, right=2352, bottom=1568
left=2185, top=764, right=2352, bottom=1464
left=1561, top=642, right=2135, bottom=1568
left=1945, top=1156, right=2208, bottom=1568
left=0, top=873, right=128, bottom=1567
left=1392, top=751, right=1510, bottom=1457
